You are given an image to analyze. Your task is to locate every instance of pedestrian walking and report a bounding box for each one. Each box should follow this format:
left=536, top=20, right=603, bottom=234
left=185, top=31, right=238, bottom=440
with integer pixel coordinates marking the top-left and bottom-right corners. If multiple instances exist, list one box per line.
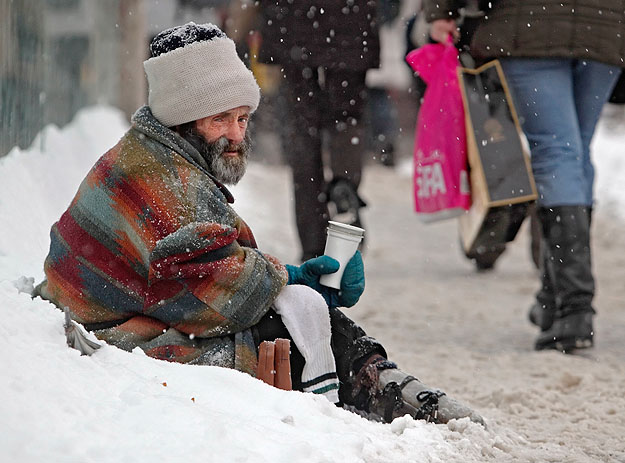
left=257, top=1, right=380, bottom=261
left=423, top=0, right=624, bottom=352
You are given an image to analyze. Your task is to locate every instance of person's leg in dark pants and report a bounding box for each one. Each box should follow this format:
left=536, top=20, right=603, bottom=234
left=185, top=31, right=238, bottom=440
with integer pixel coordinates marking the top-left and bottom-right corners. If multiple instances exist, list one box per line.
left=282, top=66, right=329, bottom=261
left=324, top=69, right=369, bottom=228
left=324, top=69, right=368, bottom=189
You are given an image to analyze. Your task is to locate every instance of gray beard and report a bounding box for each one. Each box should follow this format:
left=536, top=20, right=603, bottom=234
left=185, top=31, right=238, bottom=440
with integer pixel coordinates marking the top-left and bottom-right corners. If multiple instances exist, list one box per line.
left=179, top=126, right=251, bottom=185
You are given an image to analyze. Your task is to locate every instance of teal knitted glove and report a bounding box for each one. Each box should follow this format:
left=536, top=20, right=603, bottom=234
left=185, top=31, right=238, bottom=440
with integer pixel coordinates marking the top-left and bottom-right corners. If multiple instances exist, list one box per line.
left=338, top=251, right=365, bottom=307
left=285, top=252, right=365, bottom=308
left=285, top=256, right=340, bottom=308
left=286, top=255, right=339, bottom=286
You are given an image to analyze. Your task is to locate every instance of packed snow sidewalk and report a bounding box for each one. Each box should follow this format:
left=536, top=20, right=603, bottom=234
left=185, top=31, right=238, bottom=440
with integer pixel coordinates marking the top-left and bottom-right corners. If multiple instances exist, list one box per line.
left=1, top=106, right=624, bottom=462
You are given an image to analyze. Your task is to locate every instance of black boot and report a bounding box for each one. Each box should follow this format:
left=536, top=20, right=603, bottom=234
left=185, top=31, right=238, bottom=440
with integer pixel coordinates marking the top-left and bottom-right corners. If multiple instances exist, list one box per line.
left=534, top=206, right=595, bottom=352
left=529, top=207, right=595, bottom=331
left=528, top=236, right=556, bottom=331
left=469, top=243, right=506, bottom=271
left=529, top=204, right=541, bottom=269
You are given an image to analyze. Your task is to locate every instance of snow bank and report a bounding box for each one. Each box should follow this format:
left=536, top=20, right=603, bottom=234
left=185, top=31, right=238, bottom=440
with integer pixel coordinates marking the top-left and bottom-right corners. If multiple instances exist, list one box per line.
left=3, top=279, right=495, bottom=463
left=0, top=106, right=129, bottom=281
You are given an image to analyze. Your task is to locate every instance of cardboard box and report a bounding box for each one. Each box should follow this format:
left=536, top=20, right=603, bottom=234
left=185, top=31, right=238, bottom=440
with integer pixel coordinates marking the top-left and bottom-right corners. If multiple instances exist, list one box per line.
left=457, top=60, right=537, bottom=257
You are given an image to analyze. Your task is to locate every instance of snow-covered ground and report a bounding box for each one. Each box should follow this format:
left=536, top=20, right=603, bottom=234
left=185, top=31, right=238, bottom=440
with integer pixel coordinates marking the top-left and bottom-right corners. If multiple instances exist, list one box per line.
left=1, top=106, right=624, bottom=462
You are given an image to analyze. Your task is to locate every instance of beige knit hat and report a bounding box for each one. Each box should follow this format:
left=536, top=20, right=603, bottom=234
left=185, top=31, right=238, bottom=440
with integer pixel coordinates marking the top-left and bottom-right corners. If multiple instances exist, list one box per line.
left=143, top=23, right=260, bottom=127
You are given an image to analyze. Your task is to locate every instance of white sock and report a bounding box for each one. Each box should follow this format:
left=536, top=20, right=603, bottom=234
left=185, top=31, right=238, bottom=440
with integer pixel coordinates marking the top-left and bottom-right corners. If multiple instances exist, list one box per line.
left=272, top=285, right=339, bottom=403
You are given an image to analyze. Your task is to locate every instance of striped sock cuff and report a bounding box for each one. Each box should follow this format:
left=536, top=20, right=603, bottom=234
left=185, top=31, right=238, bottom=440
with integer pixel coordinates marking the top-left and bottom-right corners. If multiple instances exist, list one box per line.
left=301, top=337, right=340, bottom=403
left=302, top=372, right=339, bottom=392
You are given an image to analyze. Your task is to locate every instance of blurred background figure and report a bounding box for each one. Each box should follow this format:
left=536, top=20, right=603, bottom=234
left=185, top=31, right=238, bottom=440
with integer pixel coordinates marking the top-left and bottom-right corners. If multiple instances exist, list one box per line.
left=422, top=0, right=624, bottom=352
left=255, top=0, right=381, bottom=262
left=363, top=0, right=402, bottom=168
left=225, top=0, right=287, bottom=166
left=174, top=0, right=230, bottom=26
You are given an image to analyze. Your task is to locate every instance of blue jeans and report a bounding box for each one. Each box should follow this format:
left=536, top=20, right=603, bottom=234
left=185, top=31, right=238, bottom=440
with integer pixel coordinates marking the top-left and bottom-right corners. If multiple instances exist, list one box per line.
left=500, top=58, right=621, bottom=207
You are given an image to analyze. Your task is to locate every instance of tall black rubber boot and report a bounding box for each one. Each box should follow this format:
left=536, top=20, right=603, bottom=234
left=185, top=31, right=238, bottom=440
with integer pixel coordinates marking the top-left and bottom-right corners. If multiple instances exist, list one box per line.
left=534, top=206, right=595, bottom=352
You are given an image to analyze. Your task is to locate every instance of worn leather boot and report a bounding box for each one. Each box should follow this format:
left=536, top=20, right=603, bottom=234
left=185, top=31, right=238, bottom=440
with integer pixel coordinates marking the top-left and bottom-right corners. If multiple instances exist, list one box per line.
left=379, top=368, right=485, bottom=426
left=346, top=354, right=419, bottom=423
left=534, top=206, right=595, bottom=352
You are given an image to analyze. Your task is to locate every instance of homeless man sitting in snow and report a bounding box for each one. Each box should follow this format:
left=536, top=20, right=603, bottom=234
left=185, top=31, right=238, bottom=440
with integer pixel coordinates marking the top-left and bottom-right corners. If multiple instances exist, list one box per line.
left=36, top=23, right=482, bottom=425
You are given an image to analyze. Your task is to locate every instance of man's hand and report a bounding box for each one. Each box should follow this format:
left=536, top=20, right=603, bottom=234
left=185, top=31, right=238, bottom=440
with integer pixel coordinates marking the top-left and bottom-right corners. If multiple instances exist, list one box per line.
left=430, top=19, right=459, bottom=43
left=285, top=251, right=365, bottom=308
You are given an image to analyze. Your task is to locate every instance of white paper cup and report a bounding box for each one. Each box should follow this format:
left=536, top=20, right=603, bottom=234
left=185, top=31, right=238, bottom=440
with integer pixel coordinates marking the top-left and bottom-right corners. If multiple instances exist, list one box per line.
left=319, top=221, right=365, bottom=289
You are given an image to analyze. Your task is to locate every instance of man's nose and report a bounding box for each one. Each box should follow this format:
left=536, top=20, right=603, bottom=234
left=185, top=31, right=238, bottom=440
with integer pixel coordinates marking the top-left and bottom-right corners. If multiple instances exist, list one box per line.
left=225, top=121, right=245, bottom=145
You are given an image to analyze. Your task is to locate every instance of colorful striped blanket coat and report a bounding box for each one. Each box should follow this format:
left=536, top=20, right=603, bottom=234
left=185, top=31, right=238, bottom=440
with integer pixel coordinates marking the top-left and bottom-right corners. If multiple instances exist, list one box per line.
left=38, top=106, right=288, bottom=375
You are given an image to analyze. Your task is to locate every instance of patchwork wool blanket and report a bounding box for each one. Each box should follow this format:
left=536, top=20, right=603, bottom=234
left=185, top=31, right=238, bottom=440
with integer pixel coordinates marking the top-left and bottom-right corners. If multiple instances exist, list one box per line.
left=38, top=106, right=287, bottom=375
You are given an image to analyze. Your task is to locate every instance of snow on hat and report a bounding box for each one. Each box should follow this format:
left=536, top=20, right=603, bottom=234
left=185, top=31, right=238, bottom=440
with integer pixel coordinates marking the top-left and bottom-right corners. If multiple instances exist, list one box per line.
left=144, top=22, right=260, bottom=127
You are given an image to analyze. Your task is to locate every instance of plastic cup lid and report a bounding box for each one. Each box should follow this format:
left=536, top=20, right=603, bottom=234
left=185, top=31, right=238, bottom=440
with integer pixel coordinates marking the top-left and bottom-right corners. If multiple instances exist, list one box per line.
left=327, top=221, right=365, bottom=237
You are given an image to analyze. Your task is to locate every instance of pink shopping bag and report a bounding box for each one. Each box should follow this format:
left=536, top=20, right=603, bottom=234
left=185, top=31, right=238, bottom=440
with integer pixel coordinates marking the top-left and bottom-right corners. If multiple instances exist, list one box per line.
left=406, top=39, right=471, bottom=222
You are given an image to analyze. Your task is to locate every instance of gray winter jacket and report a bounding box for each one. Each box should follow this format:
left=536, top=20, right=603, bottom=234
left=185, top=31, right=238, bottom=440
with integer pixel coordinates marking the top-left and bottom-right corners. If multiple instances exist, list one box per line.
left=423, top=0, right=625, bottom=67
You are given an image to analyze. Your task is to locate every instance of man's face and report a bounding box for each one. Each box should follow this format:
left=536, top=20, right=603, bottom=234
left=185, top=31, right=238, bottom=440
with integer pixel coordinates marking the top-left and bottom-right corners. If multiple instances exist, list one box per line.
left=180, top=106, right=251, bottom=185
left=195, top=106, right=250, bottom=146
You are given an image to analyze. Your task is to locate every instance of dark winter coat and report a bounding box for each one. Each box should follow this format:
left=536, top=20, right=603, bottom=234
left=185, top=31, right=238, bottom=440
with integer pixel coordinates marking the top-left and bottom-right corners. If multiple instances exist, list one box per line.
left=257, top=0, right=380, bottom=71
left=38, top=106, right=288, bottom=375
left=423, top=0, right=625, bottom=68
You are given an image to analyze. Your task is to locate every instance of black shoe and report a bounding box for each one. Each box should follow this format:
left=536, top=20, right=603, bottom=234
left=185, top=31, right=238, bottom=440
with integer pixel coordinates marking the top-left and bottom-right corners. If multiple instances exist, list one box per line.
left=535, top=311, right=594, bottom=353
left=326, top=178, right=366, bottom=228
left=528, top=302, right=555, bottom=331
left=379, top=144, right=395, bottom=167
left=465, top=244, right=506, bottom=271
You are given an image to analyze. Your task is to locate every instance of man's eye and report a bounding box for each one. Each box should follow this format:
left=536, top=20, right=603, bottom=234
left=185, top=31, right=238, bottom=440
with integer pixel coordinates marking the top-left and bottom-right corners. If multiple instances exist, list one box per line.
left=239, top=118, right=248, bottom=124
